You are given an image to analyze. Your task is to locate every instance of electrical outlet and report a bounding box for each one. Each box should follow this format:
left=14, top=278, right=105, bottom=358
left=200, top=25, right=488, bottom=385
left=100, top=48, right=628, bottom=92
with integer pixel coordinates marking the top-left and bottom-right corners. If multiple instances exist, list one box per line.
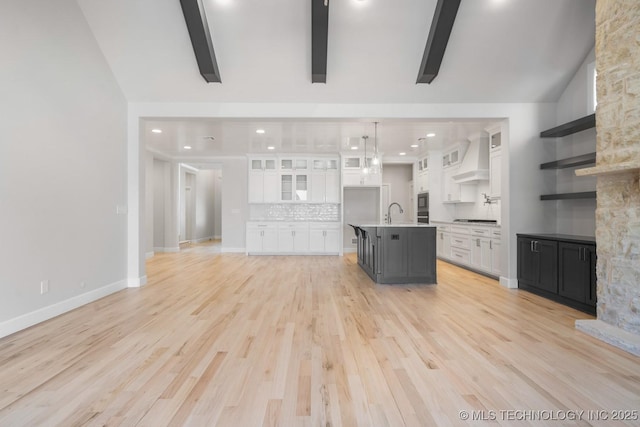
left=40, top=280, right=49, bottom=294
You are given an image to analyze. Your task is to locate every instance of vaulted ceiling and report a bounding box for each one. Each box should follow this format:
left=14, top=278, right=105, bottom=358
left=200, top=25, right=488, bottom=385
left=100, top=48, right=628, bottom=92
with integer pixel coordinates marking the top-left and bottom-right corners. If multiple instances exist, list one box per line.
left=76, top=0, right=595, bottom=156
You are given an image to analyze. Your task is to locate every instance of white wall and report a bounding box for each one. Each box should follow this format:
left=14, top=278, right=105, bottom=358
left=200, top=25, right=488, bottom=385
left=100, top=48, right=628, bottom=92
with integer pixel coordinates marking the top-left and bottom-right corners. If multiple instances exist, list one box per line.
left=153, top=159, right=167, bottom=249
left=0, top=0, right=127, bottom=335
left=221, top=158, right=248, bottom=251
left=381, top=164, right=413, bottom=223
left=343, top=187, right=381, bottom=251
left=145, top=153, right=155, bottom=256
left=213, top=169, right=222, bottom=238
left=194, top=169, right=217, bottom=242
left=553, top=46, right=597, bottom=236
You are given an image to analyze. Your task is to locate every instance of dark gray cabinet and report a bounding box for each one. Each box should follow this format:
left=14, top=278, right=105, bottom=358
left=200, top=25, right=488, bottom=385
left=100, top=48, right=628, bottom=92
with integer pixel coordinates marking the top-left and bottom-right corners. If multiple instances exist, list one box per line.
left=517, top=237, right=557, bottom=293
left=517, top=234, right=596, bottom=314
left=356, top=226, right=436, bottom=284
left=559, top=242, right=597, bottom=305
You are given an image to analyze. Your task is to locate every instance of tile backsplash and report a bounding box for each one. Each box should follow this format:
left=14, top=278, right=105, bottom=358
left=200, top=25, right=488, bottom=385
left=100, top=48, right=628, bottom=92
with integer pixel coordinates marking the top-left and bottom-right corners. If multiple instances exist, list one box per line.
left=249, top=204, right=340, bottom=222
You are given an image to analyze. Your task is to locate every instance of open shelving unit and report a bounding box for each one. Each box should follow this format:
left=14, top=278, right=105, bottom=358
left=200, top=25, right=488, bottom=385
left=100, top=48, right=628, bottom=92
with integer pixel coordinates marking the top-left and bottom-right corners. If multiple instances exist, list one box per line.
left=540, top=152, right=596, bottom=170
left=540, top=191, right=596, bottom=201
left=539, top=114, right=597, bottom=201
left=540, top=114, right=596, bottom=138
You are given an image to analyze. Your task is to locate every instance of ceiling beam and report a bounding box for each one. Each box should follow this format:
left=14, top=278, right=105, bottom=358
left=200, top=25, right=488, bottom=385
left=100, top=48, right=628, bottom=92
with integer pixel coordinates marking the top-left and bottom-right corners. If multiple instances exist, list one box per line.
left=180, top=0, right=221, bottom=83
left=311, top=0, right=329, bottom=83
left=416, top=0, right=461, bottom=84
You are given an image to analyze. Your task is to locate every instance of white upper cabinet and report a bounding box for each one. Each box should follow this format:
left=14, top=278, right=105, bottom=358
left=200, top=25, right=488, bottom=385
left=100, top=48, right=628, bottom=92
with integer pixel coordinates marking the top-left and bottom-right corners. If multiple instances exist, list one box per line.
left=249, top=155, right=339, bottom=204
left=311, top=157, right=340, bottom=203
left=487, top=126, right=502, bottom=199
left=341, top=155, right=382, bottom=187
left=416, top=156, right=429, bottom=193
left=249, top=157, right=279, bottom=203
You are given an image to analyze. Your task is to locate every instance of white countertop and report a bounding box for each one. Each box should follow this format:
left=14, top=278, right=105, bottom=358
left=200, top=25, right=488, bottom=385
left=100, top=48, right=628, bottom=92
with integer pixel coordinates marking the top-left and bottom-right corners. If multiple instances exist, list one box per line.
left=354, top=223, right=437, bottom=228
left=431, top=220, right=501, bottom=228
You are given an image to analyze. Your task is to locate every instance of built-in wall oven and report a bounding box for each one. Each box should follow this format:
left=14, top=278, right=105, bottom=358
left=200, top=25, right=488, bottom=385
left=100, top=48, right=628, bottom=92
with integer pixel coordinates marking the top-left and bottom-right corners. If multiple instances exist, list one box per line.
left=417, top=192, right=429, bottom=224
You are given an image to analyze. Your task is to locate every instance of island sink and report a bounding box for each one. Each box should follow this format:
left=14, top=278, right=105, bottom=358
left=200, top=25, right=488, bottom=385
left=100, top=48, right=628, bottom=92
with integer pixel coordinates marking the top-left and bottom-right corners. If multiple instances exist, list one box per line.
left=351, top=224, right=437, bottom=284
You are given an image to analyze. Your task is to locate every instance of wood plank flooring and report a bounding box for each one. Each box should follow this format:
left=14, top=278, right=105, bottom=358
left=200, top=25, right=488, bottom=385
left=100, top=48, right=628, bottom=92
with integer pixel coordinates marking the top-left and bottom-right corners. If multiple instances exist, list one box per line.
left=1, top=243, right=639, bottom=426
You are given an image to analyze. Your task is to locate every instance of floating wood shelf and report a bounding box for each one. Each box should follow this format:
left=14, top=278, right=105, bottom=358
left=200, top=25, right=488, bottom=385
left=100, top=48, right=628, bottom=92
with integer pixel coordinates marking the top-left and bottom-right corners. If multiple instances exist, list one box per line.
left=540, top=114, right=596, bottom=138
left=540, top=191, right=597, bottom=201
left=540, top=153, right=596, bottom=170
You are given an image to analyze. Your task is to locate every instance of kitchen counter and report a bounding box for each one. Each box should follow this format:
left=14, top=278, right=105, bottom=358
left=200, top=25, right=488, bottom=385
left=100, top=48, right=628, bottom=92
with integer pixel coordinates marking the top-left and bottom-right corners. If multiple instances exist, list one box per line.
left=350, top=224, right=437, bottom=285
left=356, top=223, right=436, bottom=228
left=431, top=220, right=501, bottom=228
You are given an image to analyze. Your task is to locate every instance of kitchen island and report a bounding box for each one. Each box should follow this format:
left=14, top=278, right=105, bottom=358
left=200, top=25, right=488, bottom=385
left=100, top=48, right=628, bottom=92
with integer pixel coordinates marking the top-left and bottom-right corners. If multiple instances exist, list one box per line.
left=350, top=223, right=437, bottom=284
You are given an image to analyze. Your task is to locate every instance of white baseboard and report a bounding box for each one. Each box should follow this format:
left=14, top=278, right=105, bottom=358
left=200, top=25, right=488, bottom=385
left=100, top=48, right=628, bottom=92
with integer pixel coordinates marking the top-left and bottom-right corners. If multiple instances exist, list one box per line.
left=153, top=247, right=180, bottom=253
left=193, top=236, right=216, bottom=243
left=342, top=248, right=357, bottom=254
left=0, top=279, right=127, bottom=339
left=213, top=234, right=222, bottom=239
left=128, top=275, right=147, bottom=288
left=500, top=276, right=518, bottom=289
left=145, top=251, right=155, bottom=259
left=221, top=247, right=245, bottom=253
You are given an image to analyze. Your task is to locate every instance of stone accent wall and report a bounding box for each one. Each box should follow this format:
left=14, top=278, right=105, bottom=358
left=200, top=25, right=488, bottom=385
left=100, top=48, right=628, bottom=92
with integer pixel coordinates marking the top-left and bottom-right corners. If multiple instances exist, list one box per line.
left=594, top=0, right=640, bottom=335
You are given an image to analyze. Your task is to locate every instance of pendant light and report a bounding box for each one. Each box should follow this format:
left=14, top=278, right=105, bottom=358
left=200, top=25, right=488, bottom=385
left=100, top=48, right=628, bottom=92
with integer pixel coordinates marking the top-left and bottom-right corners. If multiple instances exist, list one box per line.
left=361, top=135, right=370, bottom=175
left=370, top=121, right=382, bottom=175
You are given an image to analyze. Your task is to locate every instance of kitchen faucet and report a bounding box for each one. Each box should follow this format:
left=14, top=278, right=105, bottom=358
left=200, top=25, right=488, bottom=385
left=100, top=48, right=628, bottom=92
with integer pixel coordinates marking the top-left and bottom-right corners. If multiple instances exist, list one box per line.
left=387, top=202, right=404, bottom=224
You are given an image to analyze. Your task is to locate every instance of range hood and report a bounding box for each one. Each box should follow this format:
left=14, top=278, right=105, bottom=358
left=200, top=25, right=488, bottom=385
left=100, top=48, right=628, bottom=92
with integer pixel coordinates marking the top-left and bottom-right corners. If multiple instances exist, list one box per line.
left=452, top=132, right=489, bottom=184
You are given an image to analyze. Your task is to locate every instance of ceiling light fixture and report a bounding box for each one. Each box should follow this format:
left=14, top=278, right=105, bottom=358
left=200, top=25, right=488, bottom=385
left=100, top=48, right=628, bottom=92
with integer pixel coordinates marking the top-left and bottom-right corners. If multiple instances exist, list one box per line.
left=151, top=129, right=162, bottom=134
left=399, top=152, right=406, bottom=156
left=351, top=145, right=358, bottom=150
left=184, top=145, right=192, bottom=150
left=369, top=122, right=382, bottom=175
left=410, top=144, right=419, bottom=148
left=426, top=133, right=436, bottom=138
left=267, top=146, right=275, bottom=150
left=256, top=129, right=265, bottom=134
left=361, top=135, right=370, bottom=175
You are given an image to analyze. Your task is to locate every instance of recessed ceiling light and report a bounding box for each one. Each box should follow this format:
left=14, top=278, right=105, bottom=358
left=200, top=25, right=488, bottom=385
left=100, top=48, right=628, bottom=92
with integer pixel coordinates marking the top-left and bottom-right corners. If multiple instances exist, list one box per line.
left=183, top=146, right=192, bottom=150
left=151, top=129, right=162, bottom=134
left=410, top=144, right=419, bottom=148
left=267, top=146, right=275, bottom=150
left=351, top=146, right=358, bottom=150
left=426, top=133, right=436, bottom=138
left=256, top=129, right=265, bottom=134
left=399, top=152, right=406, bottom=156
left=203, top=136, right=215, bottom=141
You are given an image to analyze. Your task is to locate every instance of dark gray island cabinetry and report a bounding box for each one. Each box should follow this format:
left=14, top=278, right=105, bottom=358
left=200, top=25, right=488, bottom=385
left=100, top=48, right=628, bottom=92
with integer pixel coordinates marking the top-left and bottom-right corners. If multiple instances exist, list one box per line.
left=353, top=224, right=437, bottom=284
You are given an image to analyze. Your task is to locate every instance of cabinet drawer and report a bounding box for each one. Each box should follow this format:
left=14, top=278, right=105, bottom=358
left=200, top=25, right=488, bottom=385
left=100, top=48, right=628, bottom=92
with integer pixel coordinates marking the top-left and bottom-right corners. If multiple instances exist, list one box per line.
left=450, top=225, right=470, bottom=235
left=469, top=227, right=490, bottom=237
left=450, top=234, right=470, bottom=249
left=450, top=248, right=470, bottom=264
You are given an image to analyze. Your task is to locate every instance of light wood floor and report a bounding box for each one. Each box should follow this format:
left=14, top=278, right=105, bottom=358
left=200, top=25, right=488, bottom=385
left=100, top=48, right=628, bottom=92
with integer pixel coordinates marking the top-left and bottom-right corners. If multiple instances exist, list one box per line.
left=1, top=244, right=639, bottom=426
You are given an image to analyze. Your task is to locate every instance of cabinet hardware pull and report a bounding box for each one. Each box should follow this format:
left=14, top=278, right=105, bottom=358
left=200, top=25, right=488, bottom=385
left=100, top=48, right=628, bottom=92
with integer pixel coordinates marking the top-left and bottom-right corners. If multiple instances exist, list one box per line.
left=476, top=239, right=480, bottom=247
left=490, top=240, right=493, bottom=250
left=530, top=241, right=534, bottom=252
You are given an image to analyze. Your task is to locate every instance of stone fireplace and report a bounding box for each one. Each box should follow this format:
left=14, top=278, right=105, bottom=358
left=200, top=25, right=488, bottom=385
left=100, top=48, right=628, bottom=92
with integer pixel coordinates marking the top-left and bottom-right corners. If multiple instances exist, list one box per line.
left=575, top=0, right=640, bottom=355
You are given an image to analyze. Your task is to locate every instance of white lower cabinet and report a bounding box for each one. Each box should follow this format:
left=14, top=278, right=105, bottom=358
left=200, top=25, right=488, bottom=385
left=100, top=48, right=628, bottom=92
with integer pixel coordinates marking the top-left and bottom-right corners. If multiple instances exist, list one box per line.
left=470, top=237, right=492, bottom=272
left=309, top=223, right=340, bottom=254
left=436, top=225, right=451, bottom=259
left=247, top=222, right=339, bottom=255
left=277, top=223, right=309, bottom=253
left=246, top=223, right=279, bottom=254
left=434, top=222, right=501, bottom=277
